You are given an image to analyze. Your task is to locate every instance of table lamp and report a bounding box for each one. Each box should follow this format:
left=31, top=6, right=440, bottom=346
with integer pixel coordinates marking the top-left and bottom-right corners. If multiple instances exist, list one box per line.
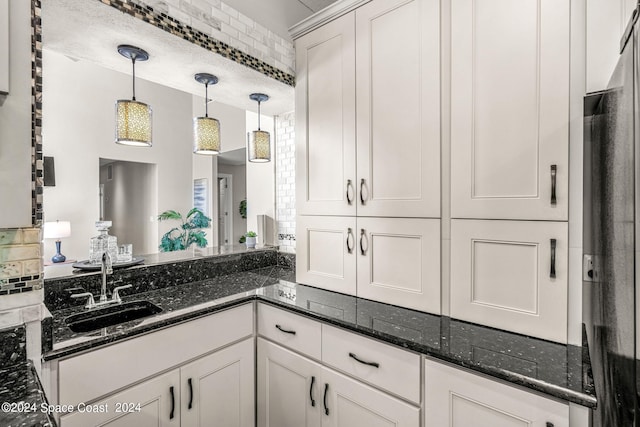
left=44, top=220, right=71, bottom=263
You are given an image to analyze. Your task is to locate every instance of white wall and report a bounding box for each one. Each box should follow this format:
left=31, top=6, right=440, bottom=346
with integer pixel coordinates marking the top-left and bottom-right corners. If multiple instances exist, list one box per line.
left=43, top=50, right=193, bottom=261
left=586, top=0, right=637, bottom=92
left=0, top=0, right=32, bottom=228
left=246, top=110, right=275, bottom=244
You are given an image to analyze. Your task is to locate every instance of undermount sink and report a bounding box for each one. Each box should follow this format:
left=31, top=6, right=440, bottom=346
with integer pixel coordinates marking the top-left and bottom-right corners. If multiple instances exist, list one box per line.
left=64, top=300, right=163, bottom=333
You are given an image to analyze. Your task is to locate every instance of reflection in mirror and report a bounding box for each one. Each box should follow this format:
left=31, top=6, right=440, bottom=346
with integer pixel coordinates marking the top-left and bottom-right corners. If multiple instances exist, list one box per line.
left=217, top=148, right=247, bottom=246
left=40, top=0, right=287, bottom=278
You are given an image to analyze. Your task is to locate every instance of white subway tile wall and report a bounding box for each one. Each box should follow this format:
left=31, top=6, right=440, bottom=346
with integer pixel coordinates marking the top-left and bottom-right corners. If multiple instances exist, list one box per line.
left=138, top=0, right=295, bottom=75
left=275, top=111, right=296, bottom=253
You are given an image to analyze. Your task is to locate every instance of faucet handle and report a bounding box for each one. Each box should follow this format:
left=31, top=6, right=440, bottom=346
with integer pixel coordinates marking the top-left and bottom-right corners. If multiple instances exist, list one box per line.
left=112, top=284, right=132, bottom=303
left=71, top=292, right=96, bottom=309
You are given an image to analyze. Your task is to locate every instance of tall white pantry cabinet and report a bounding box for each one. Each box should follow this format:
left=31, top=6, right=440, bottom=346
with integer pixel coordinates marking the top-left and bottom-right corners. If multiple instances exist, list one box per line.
left=295, top=0, right=571, bottom=343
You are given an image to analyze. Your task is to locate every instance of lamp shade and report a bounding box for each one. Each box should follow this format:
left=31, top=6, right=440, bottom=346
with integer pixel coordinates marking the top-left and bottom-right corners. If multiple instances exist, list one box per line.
left=115, top=100, right=153, bottom=146
left=193, top=117, right=221, bottom=154
left=248, top=130, right=271, bottom=162
left=43, top=221, right=71, bottom=239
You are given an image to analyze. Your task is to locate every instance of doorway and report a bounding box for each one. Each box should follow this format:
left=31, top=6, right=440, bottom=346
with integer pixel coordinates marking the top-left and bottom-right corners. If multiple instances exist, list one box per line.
left=218, top=173, right=233, bottom=246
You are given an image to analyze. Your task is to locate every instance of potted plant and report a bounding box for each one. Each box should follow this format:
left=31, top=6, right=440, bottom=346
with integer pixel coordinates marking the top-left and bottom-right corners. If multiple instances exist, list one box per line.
left=157, top=208, right=212, bottom=252
left=245, top=231, right=257, bottom=248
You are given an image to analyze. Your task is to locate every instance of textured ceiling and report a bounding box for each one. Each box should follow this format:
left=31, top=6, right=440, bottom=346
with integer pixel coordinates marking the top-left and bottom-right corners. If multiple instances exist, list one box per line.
left=224, top=0, right=338, bottom=39
left=41, top=0, right=300, bottom=115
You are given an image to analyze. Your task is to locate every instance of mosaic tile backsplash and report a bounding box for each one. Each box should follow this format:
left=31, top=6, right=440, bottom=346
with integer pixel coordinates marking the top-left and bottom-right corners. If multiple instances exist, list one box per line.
left=0, top=228, right=43, bottom=295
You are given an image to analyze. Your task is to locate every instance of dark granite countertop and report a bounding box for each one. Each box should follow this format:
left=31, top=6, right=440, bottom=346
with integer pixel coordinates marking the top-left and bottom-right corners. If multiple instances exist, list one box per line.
left=43, top=266, right=597, bottom=409
left=0, top=361, right=57, bottom=427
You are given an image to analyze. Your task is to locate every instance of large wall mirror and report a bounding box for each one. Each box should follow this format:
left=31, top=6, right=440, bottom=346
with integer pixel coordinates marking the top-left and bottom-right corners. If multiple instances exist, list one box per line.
left=40, top=0, right=293, bottom=274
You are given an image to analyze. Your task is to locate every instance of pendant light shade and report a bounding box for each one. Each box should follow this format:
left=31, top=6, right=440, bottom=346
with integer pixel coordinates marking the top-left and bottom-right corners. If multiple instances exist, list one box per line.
left=115, top=45, right=152, bottom=147
left=248, top=93, right=271, bottom=163
left=193, top=73, right=221, bottom=155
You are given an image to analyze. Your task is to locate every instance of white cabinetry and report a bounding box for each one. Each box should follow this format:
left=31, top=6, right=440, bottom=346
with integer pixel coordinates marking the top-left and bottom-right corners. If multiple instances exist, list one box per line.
left=450, top=219, right=568, bottom=342
left=0, top=0, right=8, bottom=95
left=355, top=0, right=440, bottom=218
left=257, top=304, right=421, bottom=427
left=296, top=0, right=440, bottom=219
left=297, top=215, right=440, bottom=313
left=450, top=0, right=570, bottom=221
left=425, top=360, right=569, bottom=427
left=295, top=12, right=356, bottom=217
left=52, top=304, right=254, bottom=426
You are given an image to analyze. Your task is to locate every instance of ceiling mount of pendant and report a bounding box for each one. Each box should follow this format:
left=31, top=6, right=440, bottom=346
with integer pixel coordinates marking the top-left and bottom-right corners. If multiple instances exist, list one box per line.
left=249, top=93, right=269, bottom=103
left=117, top=45, right=149, bottom=62
left=194, top=73, right=219, bottom=86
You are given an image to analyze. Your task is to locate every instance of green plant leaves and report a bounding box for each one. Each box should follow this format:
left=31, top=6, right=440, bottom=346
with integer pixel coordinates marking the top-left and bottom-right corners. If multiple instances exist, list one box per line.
left=157, top=210, right=182, bottom=221
left=157, top=208, right=212, bottom=252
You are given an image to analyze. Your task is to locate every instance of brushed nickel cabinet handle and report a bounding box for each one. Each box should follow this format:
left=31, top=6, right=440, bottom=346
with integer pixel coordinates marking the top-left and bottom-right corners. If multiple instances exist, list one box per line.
left=550, top=239, right=557, bottom=279
left=359, top=229, right=368, bottom=255
left=360, top=179, right=366, bottom=204
left=323, top=383, right=329, bottom=415
left=550, top=165, right=557, bottom=205
left=346, top=228, right=354, bottom=254
left=346, top=180, right=354, bottom=205
left=275, top=324, right=296, bottom=335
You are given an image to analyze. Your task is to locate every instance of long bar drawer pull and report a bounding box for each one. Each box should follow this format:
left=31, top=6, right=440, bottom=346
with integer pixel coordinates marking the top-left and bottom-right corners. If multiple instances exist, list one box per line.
left=169, top=386, right=175, bottom=420
left=310, top=376, right=316, bottom=407
left=360, top=179, right=366, bottom=204
left=359, top=229, right=368, bottom=255
left=275, top=324, right=296, bottom=335
left=349, top=352, right=380, bottom=368
left=550, top=165, right=557, bottom=205
left=187, top=378, right=193, bottom=410
left=550, top=239, right=557, bottom=279
left=323, top=383, right=329, bottom=415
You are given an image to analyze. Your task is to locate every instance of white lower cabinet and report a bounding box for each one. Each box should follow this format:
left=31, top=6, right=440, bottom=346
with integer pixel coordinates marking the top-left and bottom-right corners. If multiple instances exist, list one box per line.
left=60, top=338, right=254, bottom=427
left=425, top=360, right=569, bottom=427
left=258, top=338, right=419, bottom=427
left=60, top=370, right=180, bottom=427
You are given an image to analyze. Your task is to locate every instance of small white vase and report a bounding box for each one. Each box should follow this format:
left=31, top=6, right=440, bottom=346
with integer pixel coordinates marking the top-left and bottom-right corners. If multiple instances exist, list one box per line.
left=245, top=236, right=257, bottom=248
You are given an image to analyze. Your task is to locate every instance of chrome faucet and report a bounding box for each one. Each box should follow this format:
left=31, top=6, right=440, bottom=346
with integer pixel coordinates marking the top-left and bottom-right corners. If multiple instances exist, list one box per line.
left=71, top=251, right=132, bottom=309
left=100, top=252, right=113, bottom=303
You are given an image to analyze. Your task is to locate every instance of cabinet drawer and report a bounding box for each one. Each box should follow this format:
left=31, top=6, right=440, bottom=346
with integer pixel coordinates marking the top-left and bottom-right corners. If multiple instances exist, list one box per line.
left=258, top=303, right=321, bottom=360
left=58, top=303, right=253, bottom=406
left=321, top=324, right=420, bottom=404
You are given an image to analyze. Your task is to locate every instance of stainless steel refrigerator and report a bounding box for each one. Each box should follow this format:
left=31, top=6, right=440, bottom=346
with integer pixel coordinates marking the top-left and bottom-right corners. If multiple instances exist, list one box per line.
left=585, top=6, right=640, bottom=426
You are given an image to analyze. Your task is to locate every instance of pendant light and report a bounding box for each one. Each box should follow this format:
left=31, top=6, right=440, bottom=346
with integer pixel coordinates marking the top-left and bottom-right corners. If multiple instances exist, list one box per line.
left=248, top=93, right=271, bottom=163
left=115, top=45, right=152, bottom=147
left=193, top=73, right=221, bottom=155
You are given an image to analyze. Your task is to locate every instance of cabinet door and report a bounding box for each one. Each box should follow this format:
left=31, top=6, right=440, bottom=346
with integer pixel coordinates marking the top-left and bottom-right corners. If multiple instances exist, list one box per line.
left=59, top=370, right=180, bottom=427
left=296, top=216, right=357, bottom=295
left=357, top=217, right=440, bottom=314
left=425, top=360, right=568, bottom=427
left=257, top=338, right=323, bottom=427
left=322, top=367, right=420, bottom=427
left=296, top=12, right=356, bottom=216
left=355, top=0, right=440, bottom=218
left=450, top=219, right=568, bottom=343
left=450, top=0, right=570, bottom=220
left=180, top=338, right=254, bottom=427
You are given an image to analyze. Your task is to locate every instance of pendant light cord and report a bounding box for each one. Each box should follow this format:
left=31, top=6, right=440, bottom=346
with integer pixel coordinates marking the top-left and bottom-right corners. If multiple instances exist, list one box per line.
left=257, top=100, right=261, bottom=130
left=131, top=57, right=137, bottom=101
left=205, top=83, right=209, bottom=118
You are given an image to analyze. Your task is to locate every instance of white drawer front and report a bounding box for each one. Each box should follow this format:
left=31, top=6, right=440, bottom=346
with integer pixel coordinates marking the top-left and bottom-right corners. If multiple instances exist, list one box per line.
left=59, top=303, right=253, bottom=406
left=258, top=303, right=322, bottom=360
left=321, top=324, right=420, bottom=404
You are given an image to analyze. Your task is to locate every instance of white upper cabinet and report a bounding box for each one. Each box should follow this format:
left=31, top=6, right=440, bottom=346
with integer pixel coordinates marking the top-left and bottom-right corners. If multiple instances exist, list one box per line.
left=1, top=0, right=8, bottom=95
left=355, top=0, right=440, bottom=218
left=451, top=0, right=570, bottom=221
left=296, top=12, right=357, bottom=217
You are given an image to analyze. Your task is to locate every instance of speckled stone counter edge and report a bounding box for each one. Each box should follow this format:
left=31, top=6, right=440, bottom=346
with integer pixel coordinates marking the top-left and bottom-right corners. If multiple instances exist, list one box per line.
left=0, top=361, right=57, bottom=427
left=0, top=325, right=27, bottom=366
left=43, top=291, right=597, bottom=409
